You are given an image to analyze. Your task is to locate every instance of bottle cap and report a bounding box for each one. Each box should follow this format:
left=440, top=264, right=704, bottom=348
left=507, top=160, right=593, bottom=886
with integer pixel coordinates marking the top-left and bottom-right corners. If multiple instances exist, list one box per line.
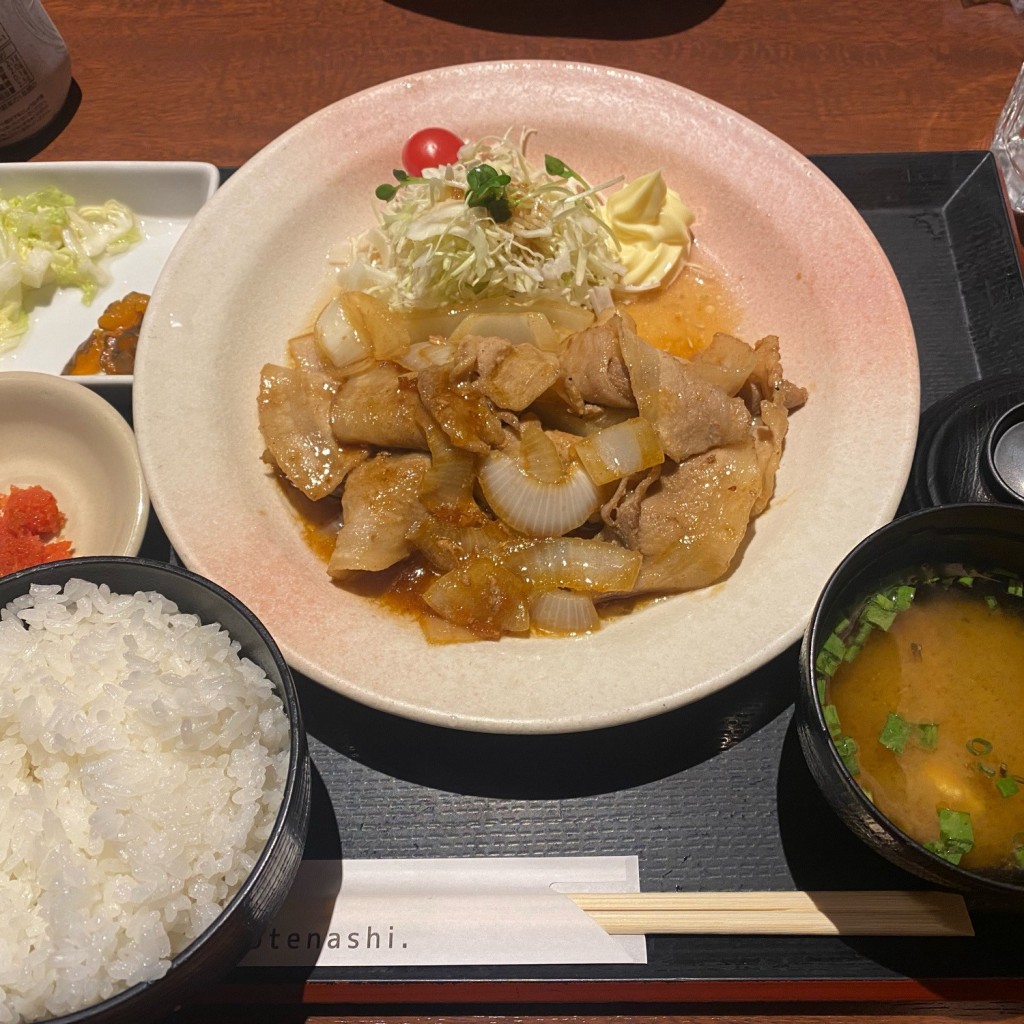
left=0, top=1, right=71, bottom=148
left=903, top=376, right=1024, bottom=511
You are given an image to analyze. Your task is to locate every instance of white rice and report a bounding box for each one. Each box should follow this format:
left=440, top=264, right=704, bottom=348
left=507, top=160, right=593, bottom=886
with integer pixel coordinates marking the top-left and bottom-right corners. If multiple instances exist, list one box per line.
left=0, top=579, right=290, bottom=1024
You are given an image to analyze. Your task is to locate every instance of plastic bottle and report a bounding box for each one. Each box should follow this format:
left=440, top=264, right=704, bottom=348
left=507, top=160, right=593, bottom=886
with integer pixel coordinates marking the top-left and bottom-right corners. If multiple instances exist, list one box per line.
left=0, top=0, right=71, bottom=147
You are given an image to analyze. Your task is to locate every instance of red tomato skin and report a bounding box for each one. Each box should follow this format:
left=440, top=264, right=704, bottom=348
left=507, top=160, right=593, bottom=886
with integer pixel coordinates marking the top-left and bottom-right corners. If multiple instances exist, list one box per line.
left=402, top=128, right=464, bottom=176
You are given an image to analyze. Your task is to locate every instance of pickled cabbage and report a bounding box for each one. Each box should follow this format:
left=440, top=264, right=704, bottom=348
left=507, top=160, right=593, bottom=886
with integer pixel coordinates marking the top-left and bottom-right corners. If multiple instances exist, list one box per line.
left=0, top=186, right=139, bottom=353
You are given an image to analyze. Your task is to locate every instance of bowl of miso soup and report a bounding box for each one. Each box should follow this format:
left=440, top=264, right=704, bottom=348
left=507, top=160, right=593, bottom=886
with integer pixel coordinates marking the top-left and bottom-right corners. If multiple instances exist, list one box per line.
left=797, top=502, right=1024, bottom=908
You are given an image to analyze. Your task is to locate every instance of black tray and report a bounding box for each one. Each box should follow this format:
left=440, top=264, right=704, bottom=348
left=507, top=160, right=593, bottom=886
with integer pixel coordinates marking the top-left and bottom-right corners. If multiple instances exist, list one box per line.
left=128, top=152, right=1024, bottom=1009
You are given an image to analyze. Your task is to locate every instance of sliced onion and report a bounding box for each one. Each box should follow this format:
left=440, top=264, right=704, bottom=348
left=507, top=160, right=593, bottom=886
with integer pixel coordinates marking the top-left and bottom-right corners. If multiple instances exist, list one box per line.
left=528, top=298, right=595, bottom=336
left=690, top=333, right=757, bottom=396
left=395, top=339, right=453, bottom=372
left=588, top=286, right=614, bottom=315
left=404, top=306, right=468, bottom=343
left=530, top=590, right=600, bottom=636
left=519, top=420, right=565, bottom=483
left=314, top=296, right=370, bottom=369
left=448, top=311, right=559, bottom=351
left=478, top=451, right=601, bottom=537
left=420, top=425, right=480, bottom=525
left=422, top=558, right=530, bottom=639
left=339, top=290, right=411, bottom=360
left=503, top=537, right=642, bottom=592
left=405, top=297, right=594, bottom=345
left=572, top=416, right=664, bottom=486
left=617, top=325, right=662, bottom=423
left=418, top=614, right=481, bottom=645
left=420, top=452, right=477, bottom=523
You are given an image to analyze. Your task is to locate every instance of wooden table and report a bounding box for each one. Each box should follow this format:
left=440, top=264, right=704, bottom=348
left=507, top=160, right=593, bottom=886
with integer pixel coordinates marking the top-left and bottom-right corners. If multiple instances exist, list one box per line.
left=31, top=0, right=1024, bottom=167
left=24, top=1, right=1024, bottom=1022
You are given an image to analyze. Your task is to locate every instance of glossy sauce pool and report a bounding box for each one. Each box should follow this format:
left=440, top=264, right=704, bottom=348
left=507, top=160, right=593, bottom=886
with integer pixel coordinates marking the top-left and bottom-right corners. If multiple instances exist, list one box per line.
left=619, top=260, right=740, bottom=359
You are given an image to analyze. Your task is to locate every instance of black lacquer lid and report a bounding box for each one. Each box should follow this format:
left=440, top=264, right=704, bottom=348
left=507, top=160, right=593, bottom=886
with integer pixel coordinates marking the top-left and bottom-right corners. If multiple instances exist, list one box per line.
left=904, top=375, right=1024, bottom=511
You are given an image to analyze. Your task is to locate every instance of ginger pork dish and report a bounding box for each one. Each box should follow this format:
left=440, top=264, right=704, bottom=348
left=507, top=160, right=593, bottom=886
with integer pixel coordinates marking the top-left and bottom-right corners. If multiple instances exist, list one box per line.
left=257, top=130, right=807, bottom=642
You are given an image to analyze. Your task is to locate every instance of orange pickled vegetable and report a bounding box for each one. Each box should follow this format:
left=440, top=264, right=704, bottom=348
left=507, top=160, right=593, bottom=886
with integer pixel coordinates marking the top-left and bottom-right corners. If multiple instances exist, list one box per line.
left=0, top=485, right=73, bottom=576
left=63, top=291, right=149, bottom=376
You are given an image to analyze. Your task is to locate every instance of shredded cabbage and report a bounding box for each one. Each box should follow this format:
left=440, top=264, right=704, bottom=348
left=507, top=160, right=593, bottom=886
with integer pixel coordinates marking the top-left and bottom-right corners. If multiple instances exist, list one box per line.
left=334, top=131, right=626, bottom=312
left=0, top=186, right=140, bottom=354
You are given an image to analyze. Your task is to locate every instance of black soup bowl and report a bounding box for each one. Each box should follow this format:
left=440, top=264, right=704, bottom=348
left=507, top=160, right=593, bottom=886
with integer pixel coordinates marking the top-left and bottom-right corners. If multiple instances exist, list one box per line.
left=0, top=557, right=311, bottom=1023
left=796, top=503, right=1024, bottom=911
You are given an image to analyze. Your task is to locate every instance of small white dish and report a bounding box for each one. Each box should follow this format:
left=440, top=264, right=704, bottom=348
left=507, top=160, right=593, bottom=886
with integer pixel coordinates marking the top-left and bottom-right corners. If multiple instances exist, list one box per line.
left=0, top=371, right=149, bottom=562
left=0, top=161, right=219, bottom=386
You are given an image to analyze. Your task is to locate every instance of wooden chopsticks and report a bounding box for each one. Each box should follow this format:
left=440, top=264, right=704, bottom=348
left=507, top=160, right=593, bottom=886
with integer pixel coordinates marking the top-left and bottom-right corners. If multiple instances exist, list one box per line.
left=567, top=890, right=974, bottom=937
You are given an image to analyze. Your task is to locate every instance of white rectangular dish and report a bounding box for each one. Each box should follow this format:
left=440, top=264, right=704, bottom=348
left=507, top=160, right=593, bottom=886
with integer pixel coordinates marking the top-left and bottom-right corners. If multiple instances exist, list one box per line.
left=0, top=161, right=220, bottom=387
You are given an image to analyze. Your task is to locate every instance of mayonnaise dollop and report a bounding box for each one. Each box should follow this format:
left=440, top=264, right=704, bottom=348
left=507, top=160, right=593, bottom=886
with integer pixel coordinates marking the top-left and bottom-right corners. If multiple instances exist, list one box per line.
left=603, top=170, right=694, bottom=292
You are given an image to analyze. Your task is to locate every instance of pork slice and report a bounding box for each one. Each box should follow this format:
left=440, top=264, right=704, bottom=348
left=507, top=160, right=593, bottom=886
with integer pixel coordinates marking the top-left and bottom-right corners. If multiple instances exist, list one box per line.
left=416, top=361, right=506, bottom=453
left=649, top=349, right=751, bottom=462
left=630, top=441, right=762, bottom=595
left=458, top=335, right=561, bottom=412
left=528, top=386, right=634, bottom=435
left=330, top=362, right=429, bottom=450
left=450, top=334, right=508, bottom=379
left=751, top=398, right=790, bottom=517
left=739, top=335, right=808, bottom=413
left=327, top=451, right=430, bottom=577
left=546, top=374, right=599, bottom=420
left=617, top=326, right=751, bottom=463
left=600, top=466, right=662, bottom=549
left=560, top=309, right=637, bottom=409
left=258, top=364, right=369, bottom=500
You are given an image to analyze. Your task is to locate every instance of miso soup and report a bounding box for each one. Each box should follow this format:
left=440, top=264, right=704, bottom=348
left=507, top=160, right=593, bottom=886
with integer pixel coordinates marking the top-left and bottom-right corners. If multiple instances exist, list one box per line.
left=816, top=571, right=1024, bottom=879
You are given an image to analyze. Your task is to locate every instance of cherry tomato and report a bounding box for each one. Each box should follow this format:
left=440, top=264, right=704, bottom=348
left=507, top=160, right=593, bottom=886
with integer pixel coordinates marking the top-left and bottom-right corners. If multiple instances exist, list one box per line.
left=401, top=127, right=464, bottom=176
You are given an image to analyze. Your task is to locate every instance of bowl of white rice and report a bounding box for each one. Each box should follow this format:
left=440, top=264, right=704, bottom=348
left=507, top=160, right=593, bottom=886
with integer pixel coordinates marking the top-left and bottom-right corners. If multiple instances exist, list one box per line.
left=0, top=556, right=311, bottom=1024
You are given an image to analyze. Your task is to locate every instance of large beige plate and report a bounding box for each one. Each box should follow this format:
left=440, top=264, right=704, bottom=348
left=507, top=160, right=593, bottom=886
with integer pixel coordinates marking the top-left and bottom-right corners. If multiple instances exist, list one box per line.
left=133, top=61, right=919, bottom=734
